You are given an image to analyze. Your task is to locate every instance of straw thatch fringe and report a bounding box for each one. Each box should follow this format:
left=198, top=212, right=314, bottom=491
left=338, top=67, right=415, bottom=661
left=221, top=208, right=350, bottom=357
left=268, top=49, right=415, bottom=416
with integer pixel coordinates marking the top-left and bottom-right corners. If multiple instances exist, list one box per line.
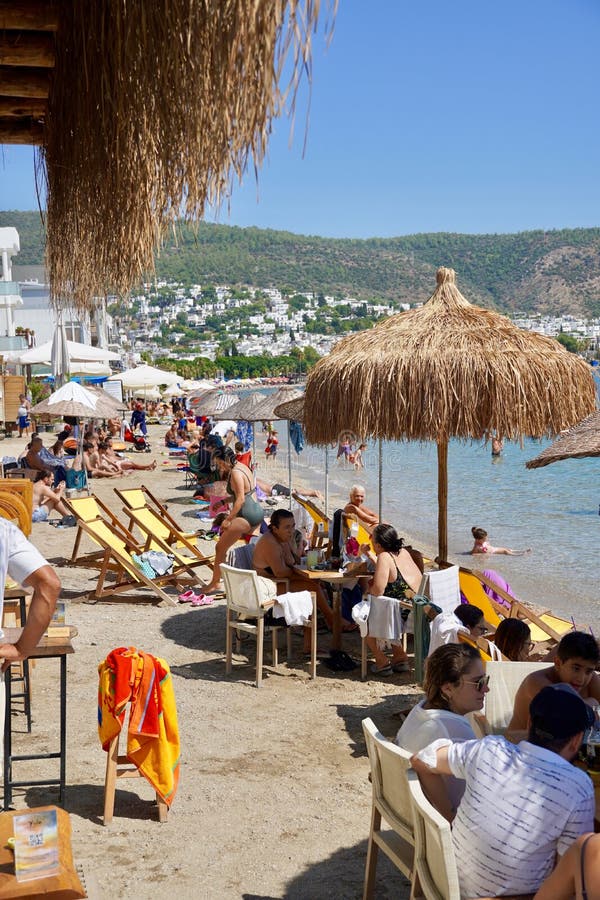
left=304, top=268, right=597, bottom=445
left=525, top=410, right=600, bottom=469
left=38, top=0, right=335, bottom=311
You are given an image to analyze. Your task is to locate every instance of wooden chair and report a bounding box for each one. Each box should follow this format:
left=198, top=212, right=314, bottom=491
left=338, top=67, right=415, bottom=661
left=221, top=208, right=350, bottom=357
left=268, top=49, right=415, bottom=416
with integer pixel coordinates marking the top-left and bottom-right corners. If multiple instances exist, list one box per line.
left=291, top=491, right=331, bottom=551
left=115, top=484, right=202, bottom=541
left=0, top=490, right=31, bottom=535
left=63, top=498, right=202, bottom=605
left=361, top=717, right=415, bottom=900
left=407, top=771, right=461, bottom=899
left=103, top=722, right=168, bottom=826
left=121, top=506, right=215, bottom=572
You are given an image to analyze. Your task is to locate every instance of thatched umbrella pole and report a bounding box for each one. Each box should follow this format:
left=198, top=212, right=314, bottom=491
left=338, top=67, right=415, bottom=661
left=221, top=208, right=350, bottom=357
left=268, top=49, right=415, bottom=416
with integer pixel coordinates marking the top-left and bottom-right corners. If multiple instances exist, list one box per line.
left=303, top=267, right=596, bottom=560
left=438, top=439, right=449, bottom=561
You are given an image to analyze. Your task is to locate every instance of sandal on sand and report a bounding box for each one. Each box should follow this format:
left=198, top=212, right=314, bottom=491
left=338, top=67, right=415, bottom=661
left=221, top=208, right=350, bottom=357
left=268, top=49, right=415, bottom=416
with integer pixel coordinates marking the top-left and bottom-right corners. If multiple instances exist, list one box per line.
left=370, top=663, right=393, bottom=676
left=191, top=594, right=213, bottom=607
left=178, top=590, right=197, bottom=603
left=392, top=661, right=410, bottom=673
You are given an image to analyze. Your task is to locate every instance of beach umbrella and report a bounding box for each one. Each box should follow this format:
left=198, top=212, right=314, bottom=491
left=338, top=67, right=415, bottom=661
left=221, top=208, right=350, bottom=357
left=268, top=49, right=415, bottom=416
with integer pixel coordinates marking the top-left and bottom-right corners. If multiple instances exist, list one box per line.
left=51, top=322, right=70, bottom=388
left=525, top=411, right=600, bottom=469
left=31, top=380, right=121, bottom=420
left=4, top=339, right=121, bottom=365
left=303, top=267, right=596, bottom=560
left=215, top=391, right=267, bottom=455
left=108, top=364, right=180, bottom=390
left=191, top=389, right=240, bottom=417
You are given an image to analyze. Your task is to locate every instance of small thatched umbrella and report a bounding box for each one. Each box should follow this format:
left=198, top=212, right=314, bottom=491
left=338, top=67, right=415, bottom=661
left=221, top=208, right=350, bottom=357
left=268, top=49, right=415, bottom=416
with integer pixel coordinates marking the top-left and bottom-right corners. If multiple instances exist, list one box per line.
left=191, top=390, right=240, bottom=417
left=525, top=411, right=600, bottom=469
left=304, top=268, right=596, bottom=559
left=214, top=392, right=266, bottom=423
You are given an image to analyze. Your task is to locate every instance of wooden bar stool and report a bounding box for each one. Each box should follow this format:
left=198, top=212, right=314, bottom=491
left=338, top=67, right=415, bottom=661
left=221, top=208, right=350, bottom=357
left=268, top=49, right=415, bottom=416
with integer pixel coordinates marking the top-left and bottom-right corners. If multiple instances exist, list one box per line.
left=103, top=724, right=168, bottom=825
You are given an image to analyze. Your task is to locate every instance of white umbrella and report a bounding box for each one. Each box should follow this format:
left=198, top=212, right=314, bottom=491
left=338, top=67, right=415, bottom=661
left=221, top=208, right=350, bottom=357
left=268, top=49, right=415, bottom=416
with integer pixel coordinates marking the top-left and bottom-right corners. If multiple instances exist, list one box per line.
left=180, top=378, right=215, bottom=392
left=5, top=339, right=121, bottom=365
left=108, top=364, right=180, bottom=389
left=132, top=387, right=161, bottom=400
left=162, top=384, right=183, bottom=398
left=69, top=362, right=112, bottom=377
left=51, top=323, right=70, bottom=388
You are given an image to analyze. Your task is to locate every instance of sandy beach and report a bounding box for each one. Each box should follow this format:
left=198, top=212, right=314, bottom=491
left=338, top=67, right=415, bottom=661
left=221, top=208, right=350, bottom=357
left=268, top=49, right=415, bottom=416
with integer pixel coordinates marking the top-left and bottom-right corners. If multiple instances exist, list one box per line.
left=1, top=424, right=420, bottom=900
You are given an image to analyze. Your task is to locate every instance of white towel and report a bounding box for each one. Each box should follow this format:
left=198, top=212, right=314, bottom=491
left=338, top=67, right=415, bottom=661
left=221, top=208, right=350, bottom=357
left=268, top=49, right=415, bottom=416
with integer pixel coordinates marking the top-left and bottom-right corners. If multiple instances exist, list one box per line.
left=351, top=599, right=371, bottom=638
left=272, top=590, right=313, bottom=626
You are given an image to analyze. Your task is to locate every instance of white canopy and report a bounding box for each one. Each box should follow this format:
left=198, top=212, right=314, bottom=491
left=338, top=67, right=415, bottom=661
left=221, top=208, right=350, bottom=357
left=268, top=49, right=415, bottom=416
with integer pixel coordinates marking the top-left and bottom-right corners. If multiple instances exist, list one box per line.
left=4, top=339, right=121, bottom=365
left=108, top=364, right=180, bottom=389
left=180, top=378, right=216, bottom=392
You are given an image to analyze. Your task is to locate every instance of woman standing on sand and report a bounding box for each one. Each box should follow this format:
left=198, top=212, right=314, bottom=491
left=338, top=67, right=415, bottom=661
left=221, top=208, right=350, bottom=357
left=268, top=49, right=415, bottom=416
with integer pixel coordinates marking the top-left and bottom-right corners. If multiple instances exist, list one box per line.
left=202, top=447, right=264, bottom=595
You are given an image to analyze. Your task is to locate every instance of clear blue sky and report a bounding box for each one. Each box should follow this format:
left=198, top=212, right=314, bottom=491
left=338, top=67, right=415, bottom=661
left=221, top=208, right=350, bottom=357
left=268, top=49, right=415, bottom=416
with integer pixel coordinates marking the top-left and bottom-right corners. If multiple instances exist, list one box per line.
left=1, top=0, right=598, bottom=238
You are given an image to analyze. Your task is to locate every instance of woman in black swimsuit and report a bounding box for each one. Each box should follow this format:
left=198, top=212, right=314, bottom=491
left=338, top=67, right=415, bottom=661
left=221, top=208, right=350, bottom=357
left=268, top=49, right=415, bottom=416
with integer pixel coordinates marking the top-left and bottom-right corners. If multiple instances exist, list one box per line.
left=202, top=446, right=264, bottom=595
left=533, top=831, right=600, bottom=899
left=360, top=523, right=423, bottom=675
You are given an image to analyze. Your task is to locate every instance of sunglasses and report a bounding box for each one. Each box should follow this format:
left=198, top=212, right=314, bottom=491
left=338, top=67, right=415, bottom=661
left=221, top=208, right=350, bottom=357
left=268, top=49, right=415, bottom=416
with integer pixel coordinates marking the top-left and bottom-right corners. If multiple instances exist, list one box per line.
left=462, top=675, right=490, bottom=692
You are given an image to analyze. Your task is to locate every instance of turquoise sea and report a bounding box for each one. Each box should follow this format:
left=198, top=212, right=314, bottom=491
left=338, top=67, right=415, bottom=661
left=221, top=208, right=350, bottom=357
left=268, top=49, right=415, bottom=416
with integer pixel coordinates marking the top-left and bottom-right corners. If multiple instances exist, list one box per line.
left=269, top=428, right=599, bottom=632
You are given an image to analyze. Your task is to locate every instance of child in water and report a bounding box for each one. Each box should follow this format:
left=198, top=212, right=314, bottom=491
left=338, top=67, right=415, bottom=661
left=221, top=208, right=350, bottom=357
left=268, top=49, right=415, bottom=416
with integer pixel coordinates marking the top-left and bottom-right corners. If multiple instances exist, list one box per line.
left=471, top=526, right=531, bottom=556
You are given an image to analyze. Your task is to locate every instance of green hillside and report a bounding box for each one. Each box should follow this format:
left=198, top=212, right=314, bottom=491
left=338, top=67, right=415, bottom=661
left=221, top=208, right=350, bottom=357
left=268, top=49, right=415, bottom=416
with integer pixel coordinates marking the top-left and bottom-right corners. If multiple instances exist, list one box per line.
left=2, top=210, right=599, bottom=316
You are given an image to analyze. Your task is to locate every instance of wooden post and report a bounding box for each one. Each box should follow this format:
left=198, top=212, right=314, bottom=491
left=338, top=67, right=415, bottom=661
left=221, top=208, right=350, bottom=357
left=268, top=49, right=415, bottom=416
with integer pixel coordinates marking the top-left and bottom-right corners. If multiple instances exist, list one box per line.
left=437, top=438, right=448, bottom=562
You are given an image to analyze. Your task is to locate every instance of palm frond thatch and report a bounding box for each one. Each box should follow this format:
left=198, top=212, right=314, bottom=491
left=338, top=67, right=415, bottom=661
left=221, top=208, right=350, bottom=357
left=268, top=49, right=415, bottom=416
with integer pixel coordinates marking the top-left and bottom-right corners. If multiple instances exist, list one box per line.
left=273, top=397, right=305, bottom=421
left=304, top=268, right=596, bottom=445
left=525, top=410, right=600, bottom=469
left=38, top=1, right=335, bottom=310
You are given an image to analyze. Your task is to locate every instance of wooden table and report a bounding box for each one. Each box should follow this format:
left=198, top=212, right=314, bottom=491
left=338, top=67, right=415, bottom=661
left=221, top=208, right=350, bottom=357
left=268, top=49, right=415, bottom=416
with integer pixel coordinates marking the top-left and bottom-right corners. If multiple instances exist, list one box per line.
left=293, top=567, right=356, bottom=650
left=0, top=805, right=85, bottom=898
left=2, top=628, right=75, bottom=811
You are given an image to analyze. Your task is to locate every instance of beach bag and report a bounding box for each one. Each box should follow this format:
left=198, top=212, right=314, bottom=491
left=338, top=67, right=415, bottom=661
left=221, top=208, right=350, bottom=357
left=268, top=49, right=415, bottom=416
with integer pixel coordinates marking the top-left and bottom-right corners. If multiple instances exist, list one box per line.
left=141, top=550, right=174, bottom=576
left=65, top=468, right=86, bottom=490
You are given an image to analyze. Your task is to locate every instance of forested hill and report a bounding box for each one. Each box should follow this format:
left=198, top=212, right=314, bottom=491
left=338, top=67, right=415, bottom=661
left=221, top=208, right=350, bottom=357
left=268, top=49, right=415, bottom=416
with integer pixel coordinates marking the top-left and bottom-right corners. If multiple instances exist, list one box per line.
left=2, top=209, right=600, bottom=316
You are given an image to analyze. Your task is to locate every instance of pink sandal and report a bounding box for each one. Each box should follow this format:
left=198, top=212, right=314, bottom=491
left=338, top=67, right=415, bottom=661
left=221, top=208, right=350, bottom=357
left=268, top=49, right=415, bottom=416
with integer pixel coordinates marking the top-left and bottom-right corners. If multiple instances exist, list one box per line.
left=191, top=594, right=213, bottom=607
left=178, top=590, right=197, bottom=603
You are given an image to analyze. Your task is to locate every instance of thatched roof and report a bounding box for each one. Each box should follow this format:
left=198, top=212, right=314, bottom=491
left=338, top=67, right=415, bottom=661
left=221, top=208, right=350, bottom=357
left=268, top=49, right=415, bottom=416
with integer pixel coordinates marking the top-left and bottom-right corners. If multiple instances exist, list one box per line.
left=304, top=268, right=596, bottom=445
left=214, top=391, right=266, bottom=422
left=0, top=1, right=333, bottom=309
left=249, top=385, right=303, bottom=421
left=273, top=396, right=305, bottom=421
left=526, top=410, right=600, bottom=469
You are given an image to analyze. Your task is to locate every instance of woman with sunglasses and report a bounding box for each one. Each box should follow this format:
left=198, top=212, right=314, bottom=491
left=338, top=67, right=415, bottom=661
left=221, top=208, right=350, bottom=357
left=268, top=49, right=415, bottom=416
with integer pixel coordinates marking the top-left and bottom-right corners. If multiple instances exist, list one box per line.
left=395, top=643, right=489, bottom=811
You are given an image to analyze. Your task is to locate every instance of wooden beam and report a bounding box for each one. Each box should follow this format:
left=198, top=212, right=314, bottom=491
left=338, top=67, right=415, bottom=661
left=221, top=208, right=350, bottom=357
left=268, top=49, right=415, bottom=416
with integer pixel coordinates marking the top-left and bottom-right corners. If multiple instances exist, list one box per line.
left=0, top=33, right=55, bottom=68
left=0, top=118, right=44, bottom=144
left=0, top=97, right=46, bottom=118
left=0, top=2, right=60, bottom=32
left=0, top=67, right=49, bottom=98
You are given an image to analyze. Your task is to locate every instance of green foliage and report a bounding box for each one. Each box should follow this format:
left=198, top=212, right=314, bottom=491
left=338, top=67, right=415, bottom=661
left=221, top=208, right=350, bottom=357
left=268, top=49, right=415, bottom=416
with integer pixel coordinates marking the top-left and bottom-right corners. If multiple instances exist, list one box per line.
left=556, top=333, right=580, bottom=353
left=4, top=211, right=600, bottom=316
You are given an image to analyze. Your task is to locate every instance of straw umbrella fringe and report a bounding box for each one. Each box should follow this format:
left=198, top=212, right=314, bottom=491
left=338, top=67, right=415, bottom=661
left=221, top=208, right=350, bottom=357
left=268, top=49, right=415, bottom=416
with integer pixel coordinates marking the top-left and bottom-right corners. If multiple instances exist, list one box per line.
left=525, top=411, right=600, bottom=469
left=39, top=1, right=335, bottom=310
left=303, top=268, right=596, bottom=559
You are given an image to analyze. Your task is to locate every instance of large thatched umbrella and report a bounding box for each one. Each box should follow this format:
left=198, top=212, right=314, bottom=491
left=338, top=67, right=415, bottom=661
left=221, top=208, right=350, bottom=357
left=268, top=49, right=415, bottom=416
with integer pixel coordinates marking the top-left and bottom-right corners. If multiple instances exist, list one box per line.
left=525, top=411, right=600, bottom=469
left=0, top=2, right=333, bottom=309
left=303, top=268, right=596, bottom=560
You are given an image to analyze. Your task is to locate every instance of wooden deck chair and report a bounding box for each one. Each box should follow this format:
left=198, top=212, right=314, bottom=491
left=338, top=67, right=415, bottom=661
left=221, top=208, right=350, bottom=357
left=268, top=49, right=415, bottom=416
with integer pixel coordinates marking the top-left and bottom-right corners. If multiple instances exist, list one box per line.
left=68, top=495, right=133, bottom=569
left=123, top=506, right=215, bottom=573
left=63, top=500, right=201, bottom=605
left=469, top=567, right=576, bottom=644
left=457, top=630, right=506, bottom=662
left=115, top=485, right=202, bottom=543
left=457, top=570, right=503, bottom=630
left=291, top=492, right=331, bottom=551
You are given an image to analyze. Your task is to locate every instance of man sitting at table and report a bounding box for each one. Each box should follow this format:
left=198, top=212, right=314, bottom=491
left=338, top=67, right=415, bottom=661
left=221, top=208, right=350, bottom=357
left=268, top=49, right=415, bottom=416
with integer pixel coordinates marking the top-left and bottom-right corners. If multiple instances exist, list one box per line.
left=508, top=631, right=600, bottom=739
left=411, top=684, right=595, bottom=899
left=253, top=508, right=336, bottom=651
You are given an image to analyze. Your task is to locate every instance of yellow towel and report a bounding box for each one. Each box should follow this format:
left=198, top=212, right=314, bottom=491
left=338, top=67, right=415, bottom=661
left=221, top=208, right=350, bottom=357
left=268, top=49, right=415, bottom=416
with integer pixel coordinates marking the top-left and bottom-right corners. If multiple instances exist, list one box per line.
left=98, top=647, right=180, bottom=806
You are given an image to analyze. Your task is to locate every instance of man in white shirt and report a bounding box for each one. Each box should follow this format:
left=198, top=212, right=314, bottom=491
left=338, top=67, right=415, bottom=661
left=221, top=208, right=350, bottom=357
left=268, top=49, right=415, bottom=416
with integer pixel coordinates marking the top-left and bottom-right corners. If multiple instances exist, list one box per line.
left=411, top=684, right=595, bottom=898
left=0, top=519, right=61, bottom=670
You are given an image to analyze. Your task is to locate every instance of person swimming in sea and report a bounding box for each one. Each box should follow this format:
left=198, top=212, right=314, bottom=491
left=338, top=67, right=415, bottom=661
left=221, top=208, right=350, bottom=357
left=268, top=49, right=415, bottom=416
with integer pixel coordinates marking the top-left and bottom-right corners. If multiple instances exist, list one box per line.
left=470, top=526, right=531, bottom=556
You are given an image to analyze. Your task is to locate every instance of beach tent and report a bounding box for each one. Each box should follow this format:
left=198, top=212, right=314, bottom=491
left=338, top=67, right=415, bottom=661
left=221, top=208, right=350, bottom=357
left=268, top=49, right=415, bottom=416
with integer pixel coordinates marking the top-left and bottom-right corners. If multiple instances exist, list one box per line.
left=303, top=268, right=596, bottom=560
left=525, top=410, right=600, bottom=469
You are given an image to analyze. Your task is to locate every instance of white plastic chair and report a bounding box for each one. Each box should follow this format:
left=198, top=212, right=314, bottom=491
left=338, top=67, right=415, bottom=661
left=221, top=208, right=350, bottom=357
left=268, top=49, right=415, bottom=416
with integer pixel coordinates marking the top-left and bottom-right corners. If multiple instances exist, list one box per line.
left=407, top=771, right=460, bottom=900
left=418, top=566, right=460, bottom=616
left=484, top=660, right=553, bottom=734
left=221, top=564, right=289, bottom=688
left=361, top=718, right=415, bottom=900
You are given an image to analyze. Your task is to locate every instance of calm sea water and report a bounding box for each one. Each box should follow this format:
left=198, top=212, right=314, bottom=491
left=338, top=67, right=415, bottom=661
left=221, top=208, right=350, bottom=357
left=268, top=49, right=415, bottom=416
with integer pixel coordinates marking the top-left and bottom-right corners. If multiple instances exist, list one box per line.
left=271, top=429, right=599, bottom=631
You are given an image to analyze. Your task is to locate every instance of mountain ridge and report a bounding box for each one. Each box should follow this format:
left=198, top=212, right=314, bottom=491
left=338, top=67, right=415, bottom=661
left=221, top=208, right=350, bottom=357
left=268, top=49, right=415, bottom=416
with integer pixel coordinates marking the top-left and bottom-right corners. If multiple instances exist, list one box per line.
left=1, top=210, right=599, bottom=316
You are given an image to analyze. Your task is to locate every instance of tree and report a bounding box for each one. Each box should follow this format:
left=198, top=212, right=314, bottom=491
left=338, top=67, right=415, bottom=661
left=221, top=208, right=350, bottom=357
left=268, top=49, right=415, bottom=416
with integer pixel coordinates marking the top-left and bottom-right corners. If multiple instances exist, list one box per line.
left=556, top=333, right=580, bottom=353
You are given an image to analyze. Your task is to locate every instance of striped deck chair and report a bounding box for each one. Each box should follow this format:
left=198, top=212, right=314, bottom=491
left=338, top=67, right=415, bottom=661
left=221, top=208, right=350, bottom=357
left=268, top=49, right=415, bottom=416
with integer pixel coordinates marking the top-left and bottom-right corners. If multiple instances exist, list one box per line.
left=63, top=499, right=202, bottom=604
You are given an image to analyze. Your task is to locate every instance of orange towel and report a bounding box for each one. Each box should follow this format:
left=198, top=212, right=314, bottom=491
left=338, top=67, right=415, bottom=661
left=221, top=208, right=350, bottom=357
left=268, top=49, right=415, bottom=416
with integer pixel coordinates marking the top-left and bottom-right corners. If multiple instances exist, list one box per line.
left=98, top=647, right=180, bottom=806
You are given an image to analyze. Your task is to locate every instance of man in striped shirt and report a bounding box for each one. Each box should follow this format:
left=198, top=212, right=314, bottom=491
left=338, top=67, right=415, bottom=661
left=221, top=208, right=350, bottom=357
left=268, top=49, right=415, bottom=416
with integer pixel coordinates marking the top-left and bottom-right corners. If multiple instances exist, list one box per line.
left=411, top=684, right=595, bottom=898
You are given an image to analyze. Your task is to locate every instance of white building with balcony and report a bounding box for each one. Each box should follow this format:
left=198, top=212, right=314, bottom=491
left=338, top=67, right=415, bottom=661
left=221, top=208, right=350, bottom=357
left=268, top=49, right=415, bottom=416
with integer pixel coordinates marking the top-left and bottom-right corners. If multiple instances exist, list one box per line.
left=0, top=227, right=23, bottom=337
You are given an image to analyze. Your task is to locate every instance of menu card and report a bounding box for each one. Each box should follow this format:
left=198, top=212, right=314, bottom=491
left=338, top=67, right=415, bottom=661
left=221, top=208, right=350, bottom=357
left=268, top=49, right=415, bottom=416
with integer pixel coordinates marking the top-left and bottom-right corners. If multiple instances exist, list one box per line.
left=13, top=809, right=59, bottom=882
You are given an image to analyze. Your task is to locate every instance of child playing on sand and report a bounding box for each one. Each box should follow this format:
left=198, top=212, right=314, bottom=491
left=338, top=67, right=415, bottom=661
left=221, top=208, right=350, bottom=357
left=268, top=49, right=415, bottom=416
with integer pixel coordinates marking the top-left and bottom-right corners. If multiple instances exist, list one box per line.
left=470, top=526, right=531, bottom=556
